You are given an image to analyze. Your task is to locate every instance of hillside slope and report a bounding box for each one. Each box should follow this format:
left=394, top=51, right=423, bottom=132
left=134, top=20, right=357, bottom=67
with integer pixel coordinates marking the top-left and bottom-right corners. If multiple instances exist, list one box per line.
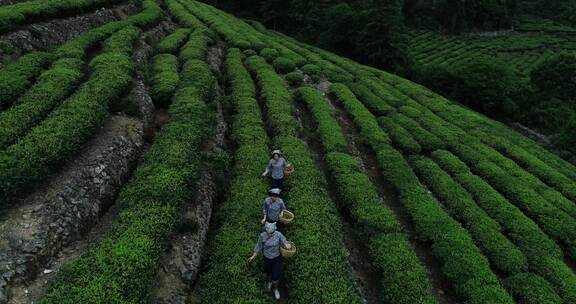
left=0, top=0, right=575, bottom=303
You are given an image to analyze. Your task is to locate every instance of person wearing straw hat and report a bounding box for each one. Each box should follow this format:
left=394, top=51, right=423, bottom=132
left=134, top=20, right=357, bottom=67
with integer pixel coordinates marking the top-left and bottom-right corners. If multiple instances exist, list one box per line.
left=262, top=149, right=287, bottom=190
left=261, top=188, right=286, bottom=228
left=248, top=222, right=289, bottom=300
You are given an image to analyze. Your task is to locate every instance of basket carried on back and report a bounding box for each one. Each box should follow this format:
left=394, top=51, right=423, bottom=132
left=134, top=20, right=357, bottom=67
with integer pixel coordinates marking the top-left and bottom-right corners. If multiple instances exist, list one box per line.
left=281, top=241, right=296, bottom=258
left=280, top=210, right=294, bottom=224
left=284, top=163, right=295, bottom=175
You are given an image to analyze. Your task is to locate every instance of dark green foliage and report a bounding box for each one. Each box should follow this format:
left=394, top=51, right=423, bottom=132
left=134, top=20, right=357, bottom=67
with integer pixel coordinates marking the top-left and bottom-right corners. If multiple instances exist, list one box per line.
left=259, top=47, right=279, bottom=62
left=156, top=28, right=192, bottom=54
left=243, top=49, right=257, bottom=56
left=0, top=52, right=52, bottom=110
left=415, top=57, right=526, bottom=118
left=526, top=53, right=576, bottom=154
left=504, top=273, right=562, bottom=304
left=0, top=58, right=84, bottom=149
left=285, top=71, right=303, bottom=85
left=272, top=57, right=295, bottom=74
left=150, top=54, right=180, bottom=107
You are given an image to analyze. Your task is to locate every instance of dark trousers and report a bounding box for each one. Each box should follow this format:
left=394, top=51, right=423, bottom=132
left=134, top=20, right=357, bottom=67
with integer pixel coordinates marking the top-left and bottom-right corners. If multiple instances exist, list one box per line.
left=271, top=178, right=283, bottom=190
left=263, top=255, right=283, bottom=282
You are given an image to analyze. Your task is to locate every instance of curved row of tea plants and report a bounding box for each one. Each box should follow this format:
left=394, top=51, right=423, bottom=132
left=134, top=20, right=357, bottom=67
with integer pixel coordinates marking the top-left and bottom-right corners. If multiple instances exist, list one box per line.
left=0, top=26, right=141, bottom=206
left=329, top=83, right=514, bottom=303
left=0, top=57, right=84, bottom=149
left=0, top=0, right=124, bottom=33
left=42, top=30, right=214, bottom=304
left=0, top=0, right=161, bottom=111
left=296, top=86, right=437, bottom=304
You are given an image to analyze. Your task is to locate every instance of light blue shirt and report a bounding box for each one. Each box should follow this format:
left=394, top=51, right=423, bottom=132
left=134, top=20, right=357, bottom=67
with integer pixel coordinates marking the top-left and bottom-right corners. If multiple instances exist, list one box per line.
left=263, top=197, right=286, bottom=221
left=254, top=231, right=287, bottom=259
left=266, top=158, right=286, bottom=180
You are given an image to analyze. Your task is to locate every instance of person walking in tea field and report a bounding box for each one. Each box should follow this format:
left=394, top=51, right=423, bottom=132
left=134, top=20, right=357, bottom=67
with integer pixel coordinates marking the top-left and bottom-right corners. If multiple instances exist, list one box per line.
left=248, top=222, right=290, bottom=300
left=262, top=150, right=287, bottom=189
left=261, top=188, right=286, bottom=227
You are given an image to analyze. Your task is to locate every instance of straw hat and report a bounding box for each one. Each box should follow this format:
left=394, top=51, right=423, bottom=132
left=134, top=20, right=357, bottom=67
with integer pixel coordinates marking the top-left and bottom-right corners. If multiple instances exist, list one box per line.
left=280, top=210, right=294, bottom=224
left=281, top=241, right=297, bottom=258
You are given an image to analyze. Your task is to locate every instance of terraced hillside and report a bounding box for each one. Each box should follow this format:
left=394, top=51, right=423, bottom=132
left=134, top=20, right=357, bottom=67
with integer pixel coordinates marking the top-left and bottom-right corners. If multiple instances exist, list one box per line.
left=408, top=19, right=576, bottom=76
left=0, top=0, right=575, bottom=303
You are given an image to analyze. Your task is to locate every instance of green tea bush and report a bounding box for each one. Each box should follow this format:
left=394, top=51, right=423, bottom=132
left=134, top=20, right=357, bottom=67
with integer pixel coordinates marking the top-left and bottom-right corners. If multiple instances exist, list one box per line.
left=432, top=150, right=576, bottom=303
left=347, top=82, right=395, bottom=116
left=0, top=0, right=124, bottom=33
left=296, top=87, right=347, bottom=153
left=259, top=47, right=279, bottom=62
left=377, top=116, right=421, bottom=154
left=329, top=83, right=390, bottom=148
left=244, top=56, right=298, bottom=136
left=410, top=156, right=527, bottom=275
left=330, top=83, right=513, bottom=303
left=156, top=28, right=192, bottom=54
left=0, top=22, right=140, bottom=206
left=179, top=29, right=212, bottom=61
left=272, top=57, right=296, bottom=74
left=0, top=58, right=84, bottom=149
left=300, top=88, right=435, bottom=302
left=451, top=144, right=576, bottom=257
left=285, top=71, right=303, bottom=85
left=391, top=113, right=445, bottom=151
left=43, top=30, right=213, bottom=304
left=0, top=52, right=52, bottom=109
left=150, top=54, right=180, bottom=107
left=504, top=273, right=562, bottom=304
left=301, top=63, right=321, bottom=81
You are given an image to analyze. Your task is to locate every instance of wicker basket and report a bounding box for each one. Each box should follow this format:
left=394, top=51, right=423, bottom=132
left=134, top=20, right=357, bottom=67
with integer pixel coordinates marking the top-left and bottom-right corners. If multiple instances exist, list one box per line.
left=280, top=210, right=294, bottom=224
left=284, top=163, right=295, bottom=175
left=281, top=241, right=297, bottom=258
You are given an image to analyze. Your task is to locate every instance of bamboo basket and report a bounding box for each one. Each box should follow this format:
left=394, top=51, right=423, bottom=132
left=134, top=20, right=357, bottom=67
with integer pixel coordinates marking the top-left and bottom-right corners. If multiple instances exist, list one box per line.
left=280, top=210, right=294, bottom=224
left=281, top=241, right=296, bottom=258
left=284, top=163, right=295, bottom=175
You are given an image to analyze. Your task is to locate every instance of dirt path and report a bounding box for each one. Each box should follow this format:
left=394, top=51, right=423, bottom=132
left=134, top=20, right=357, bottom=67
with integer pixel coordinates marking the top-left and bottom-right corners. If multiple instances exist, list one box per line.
left=316, top=81, right=459, bottom=304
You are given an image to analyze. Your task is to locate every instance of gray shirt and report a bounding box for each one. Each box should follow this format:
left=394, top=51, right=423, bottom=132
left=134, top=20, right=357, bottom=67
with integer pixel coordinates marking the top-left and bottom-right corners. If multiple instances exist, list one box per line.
left=263, top=197, right=286, bottom=221
left=266, top=158, right=286, bottom=180
left=254, top=231, right=287, bottom=259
